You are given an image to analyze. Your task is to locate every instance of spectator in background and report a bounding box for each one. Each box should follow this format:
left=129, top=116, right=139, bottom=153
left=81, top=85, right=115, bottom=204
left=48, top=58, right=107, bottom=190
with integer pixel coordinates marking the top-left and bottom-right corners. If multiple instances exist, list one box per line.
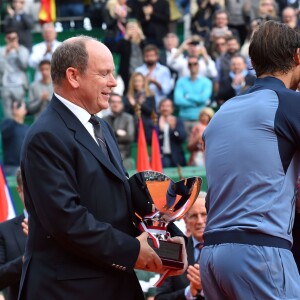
left=187, top=107, right=214, bottom=167
left=281, top=6, right=300, bottom=29
left=135, top=44, right=174, bottom=110
left=209, top=9, right=240, bottom=45
left=0, top=102, right=29, bottom=176
left=210, top=35, right=228, bottom=61
left=215, top=36, right=241, bottom=100
left=256, top=0, right=278, bottom=22
left=191, top=0, right=221, bottom=42
left=28, top=60, right=53, bottom=121
left=226, top=0, right=251, bottom=45
left=160, top=32, right=185, bottom=73
left=102, top=0, right=129, bottom=51
left=276, top=0, right=300, bottom=14
left=176, top=0, right=191, bottom=40
left=155, top=193, right=207, bottom=300
left=29, top=22, right=61, bottom=81
left=0, top=167, right=27, bottom=300
left=125, top=72, right=156, bottom=143
left=216, top=54, right=256, bottom=105
left=175, top=35, right=218, bottom=80
left=174, top=55, right=213, bottom=135
left=159, top=32, right=185, bottom=90
left=86, top=0, right=106, bottom=29
left=167, top=0, right=182, bottom=33
left=129, top=0, right=170, bottom=49
left=115, top=20, right=146, bottom=94
left=103, top=93, right=135, bottom=170
left=158, top=98, right=187, bottom=168
left=240, top=18, right=261, bottom=59
left=0, top=28, right=29, bottom=119
left=56, top=0, right=85, bottom=30
left=4, top=0, right=34, bottom=51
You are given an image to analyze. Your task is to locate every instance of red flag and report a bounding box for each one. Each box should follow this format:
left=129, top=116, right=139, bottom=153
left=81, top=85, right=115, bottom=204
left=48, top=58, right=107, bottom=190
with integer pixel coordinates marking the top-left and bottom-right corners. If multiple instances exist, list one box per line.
left=136, top=119, right=150, bottom=172
left=39, top=0, right=56, bottom=23
left=150, top=126, right=163, bottom=172
left=0, top=164, right=16, bottom=222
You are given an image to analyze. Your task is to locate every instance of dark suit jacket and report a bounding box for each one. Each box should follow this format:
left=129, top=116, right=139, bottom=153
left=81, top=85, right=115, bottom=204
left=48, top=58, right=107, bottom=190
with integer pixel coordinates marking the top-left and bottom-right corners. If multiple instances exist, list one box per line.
left=0, top=214, right=26, bottom=300
left=217, top=73, right=256, bottom=103
left=19, top=96, right=144, bottom=300
left=155, top=237, right=204, bottom=300
left=158, top=116, right=187, bottom=168
left=115, top=39, right=146, bottom=93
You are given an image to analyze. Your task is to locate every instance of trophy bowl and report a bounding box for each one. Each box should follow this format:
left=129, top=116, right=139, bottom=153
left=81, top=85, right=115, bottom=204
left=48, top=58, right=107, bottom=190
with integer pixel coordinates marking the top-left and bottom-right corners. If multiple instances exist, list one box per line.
left=129, top=171, right=202, bottom=270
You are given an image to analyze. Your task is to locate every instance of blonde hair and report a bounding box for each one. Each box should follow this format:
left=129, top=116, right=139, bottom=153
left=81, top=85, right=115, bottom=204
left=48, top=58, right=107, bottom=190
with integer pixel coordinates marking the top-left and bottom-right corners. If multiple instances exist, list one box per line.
left=127, top=72, right=153, bottom=97
left=199, top=107, right=215, bottom=121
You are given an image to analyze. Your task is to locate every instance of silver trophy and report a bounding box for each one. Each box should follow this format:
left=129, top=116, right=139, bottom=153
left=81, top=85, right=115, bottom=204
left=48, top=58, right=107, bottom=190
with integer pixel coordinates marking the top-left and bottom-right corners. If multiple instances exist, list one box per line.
left=129, top=171, right=202, bottom=269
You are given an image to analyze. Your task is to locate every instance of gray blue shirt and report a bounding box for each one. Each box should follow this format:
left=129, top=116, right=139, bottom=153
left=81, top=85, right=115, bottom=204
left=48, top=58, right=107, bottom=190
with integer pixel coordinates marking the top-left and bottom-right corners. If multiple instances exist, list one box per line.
left=203, top=77, right=300, bottom=244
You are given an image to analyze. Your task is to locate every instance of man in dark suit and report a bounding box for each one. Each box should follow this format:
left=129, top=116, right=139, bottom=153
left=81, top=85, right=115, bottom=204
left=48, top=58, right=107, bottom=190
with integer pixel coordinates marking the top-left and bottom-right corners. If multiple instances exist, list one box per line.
left=19, top=36, right=186, bottom=300
left=155, top=194, right=207, bottom=299
left=0, top=168, right=27, bottom=300
left=157, top=98, right=187, bottom=168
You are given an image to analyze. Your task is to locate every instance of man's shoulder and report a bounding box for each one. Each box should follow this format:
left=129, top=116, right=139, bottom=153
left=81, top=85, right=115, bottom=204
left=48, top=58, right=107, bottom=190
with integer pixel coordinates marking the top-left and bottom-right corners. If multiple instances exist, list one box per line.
left=135, top=64, right=147, bottom=73
left=121, top=111, right=134, bottom=120
left=32, top=41, right=46, bottom=50
left=156, top=62, right=171, bottom=73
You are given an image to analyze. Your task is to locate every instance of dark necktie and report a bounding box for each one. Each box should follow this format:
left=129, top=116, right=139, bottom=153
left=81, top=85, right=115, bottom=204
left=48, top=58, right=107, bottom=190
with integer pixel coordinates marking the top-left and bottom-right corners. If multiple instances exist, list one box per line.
left=195, top=242, right=204, bottom=263
left=89, top=115, right=110, bottom=160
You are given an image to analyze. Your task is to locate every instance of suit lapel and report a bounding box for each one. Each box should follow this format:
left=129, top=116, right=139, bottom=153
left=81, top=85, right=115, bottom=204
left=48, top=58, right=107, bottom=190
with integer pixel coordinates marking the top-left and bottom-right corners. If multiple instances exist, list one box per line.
left=187, top=237, right=195, bottom=265
left=50, top=97, right=125, bottom=182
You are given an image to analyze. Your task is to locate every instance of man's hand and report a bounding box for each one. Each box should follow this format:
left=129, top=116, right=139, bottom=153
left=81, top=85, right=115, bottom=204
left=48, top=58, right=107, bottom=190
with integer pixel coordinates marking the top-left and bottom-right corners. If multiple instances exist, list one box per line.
left=135, top=232, right=163, bottom=272
left=22, top=218, right=28, bottom=236
left=187, top=263, right=202, bottom=296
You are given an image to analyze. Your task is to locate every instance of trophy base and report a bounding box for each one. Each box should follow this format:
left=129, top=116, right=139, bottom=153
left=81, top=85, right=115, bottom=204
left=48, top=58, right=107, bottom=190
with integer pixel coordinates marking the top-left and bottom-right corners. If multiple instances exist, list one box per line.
left=147, top=238, right=184, bottom=269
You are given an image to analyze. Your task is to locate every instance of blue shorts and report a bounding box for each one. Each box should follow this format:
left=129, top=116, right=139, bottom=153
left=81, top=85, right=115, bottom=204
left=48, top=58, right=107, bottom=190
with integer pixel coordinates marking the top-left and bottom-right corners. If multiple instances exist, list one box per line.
left=200, top=244, right=300, bottom=300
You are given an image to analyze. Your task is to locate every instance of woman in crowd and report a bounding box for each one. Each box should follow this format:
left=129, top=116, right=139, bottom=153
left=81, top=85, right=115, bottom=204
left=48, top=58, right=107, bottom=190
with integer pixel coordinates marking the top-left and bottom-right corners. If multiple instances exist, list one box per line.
left=124, top=72, right=156, bottom=143
left=102, top=0, right=129, bottom=51
left=115, top=20, right=146, bottom=94
left=187, top=107, right=215, bottom=167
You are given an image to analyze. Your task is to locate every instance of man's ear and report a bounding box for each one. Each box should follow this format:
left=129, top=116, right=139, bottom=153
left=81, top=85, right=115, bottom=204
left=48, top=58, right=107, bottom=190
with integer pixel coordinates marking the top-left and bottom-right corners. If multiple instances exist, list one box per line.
left=66, top=67, right=80, bottom=88
left=294, top=48, right=300, bottom=66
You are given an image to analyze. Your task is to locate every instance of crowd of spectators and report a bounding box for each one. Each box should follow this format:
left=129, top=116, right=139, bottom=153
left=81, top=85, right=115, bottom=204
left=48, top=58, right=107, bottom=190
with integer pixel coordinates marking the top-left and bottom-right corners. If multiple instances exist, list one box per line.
left=0, top=0, right=299, bottom=176
left=0, top=2, right=300, bottom=300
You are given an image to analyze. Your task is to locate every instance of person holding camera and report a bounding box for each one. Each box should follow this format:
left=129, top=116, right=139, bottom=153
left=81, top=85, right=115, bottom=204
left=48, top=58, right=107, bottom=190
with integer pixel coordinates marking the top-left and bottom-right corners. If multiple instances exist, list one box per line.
left=174, top=36, right=218, bottom=81
left=0, top=102, right=29, bottom=176
left=4, top=0, right=34, bottom=51
left=0, top=28, right=29, bottom=119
